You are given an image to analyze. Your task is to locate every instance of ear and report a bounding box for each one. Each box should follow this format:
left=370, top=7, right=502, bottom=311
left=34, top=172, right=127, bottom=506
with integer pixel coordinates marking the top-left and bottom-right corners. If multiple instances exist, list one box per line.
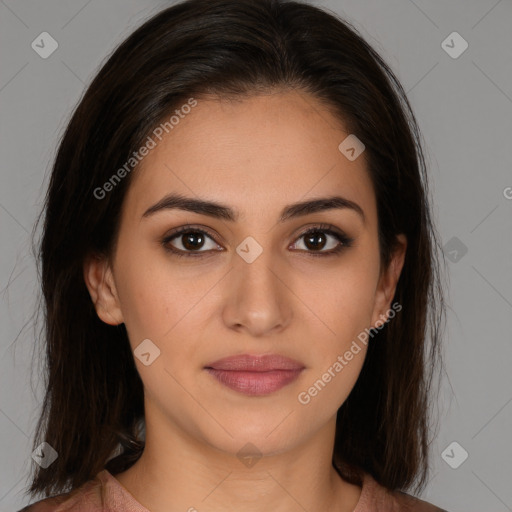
left=83, top=253, right=124, bottom=325
left=370, top=234, right=407, bottom=329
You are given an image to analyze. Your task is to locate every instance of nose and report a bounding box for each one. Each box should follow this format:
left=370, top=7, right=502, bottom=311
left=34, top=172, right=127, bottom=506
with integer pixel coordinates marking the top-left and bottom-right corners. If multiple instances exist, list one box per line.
left=222, top=243, right=293, bottom=337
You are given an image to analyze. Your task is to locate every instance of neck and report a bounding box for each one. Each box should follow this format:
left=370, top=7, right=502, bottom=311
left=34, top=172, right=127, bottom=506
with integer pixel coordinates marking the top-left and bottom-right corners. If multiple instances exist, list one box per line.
left=114, top=412, right=362, bottom=512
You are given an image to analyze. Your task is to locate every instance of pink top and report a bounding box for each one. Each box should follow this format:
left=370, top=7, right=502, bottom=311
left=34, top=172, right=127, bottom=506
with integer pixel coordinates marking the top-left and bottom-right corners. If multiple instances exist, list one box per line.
left=19, top=469, right=447, bottom=511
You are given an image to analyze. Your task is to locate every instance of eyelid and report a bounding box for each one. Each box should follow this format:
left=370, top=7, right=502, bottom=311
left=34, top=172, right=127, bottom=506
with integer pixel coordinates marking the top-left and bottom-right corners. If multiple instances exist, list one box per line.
left=163, top=224, right=219, bottom=242
left=164, top=222, right=348, bottom=241
left=289, top=223, right=354, bottom=253
left=161, top=224, right=222, bottom=253
left=293, top=222, right=345, bottom=239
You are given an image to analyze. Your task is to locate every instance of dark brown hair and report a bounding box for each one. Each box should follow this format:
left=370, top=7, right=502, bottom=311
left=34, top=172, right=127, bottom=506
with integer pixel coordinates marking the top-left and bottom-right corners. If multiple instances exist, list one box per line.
left=27, top=0, right=447, bottom=501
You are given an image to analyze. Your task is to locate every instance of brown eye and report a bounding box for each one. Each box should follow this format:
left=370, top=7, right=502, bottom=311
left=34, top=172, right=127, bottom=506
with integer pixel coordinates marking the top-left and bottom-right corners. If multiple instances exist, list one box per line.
left=162, top=227, right=222, bottom=258
left=290, top=225, right=354, bottom=257
left=161, top=224, right=354, bottom=259
left=302, top=231, right=329, bottom=251
left=179, top=231, right=206, bottom=251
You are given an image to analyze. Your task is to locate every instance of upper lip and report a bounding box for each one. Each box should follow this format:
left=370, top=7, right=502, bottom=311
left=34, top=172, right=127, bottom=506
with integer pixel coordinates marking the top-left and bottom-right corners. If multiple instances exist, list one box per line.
left=205, top=354, right=305, bottom=372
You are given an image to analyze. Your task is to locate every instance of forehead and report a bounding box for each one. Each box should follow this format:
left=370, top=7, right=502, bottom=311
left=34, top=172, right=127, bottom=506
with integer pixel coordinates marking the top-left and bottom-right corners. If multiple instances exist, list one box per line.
left=123, top=90, right=376, bottom=226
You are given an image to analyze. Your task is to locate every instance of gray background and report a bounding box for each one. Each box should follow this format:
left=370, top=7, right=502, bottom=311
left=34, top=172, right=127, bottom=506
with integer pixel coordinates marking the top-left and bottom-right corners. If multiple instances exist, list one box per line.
left=1, top=0, right=511, bottom=511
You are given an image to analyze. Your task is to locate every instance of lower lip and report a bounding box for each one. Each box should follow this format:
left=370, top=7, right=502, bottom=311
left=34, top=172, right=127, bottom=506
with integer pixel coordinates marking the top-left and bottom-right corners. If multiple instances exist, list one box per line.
left=205, top=368, right=303, bottom=396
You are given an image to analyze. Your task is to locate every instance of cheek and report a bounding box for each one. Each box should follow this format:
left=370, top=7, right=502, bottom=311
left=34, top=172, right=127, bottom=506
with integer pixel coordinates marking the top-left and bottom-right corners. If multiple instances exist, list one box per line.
left=114, top=249, right=218, bottom=348
left=296, top=341, right=367, bottom=420
left=115, top=274, right=167, bottom=343
left=304, top=258, right=379, bottom=341
left=307, top=289, right=372, bottom=393
left=297, top=260, right=378, bottom=397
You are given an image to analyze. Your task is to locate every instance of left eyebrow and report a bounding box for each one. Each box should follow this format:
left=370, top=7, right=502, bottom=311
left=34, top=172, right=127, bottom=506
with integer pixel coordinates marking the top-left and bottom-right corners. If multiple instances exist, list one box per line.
left=142, top=192, right=366, bottom=225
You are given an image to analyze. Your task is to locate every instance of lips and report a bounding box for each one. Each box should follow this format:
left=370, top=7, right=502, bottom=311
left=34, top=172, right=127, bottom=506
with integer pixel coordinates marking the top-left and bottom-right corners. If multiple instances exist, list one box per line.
left=204, top=354, right=305, bottom=396
left=205, top=353, right=305, bottom=372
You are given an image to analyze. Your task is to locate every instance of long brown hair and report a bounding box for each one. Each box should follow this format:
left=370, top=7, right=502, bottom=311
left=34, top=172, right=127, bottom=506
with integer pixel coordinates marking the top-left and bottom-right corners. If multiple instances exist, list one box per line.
left=27, top=0, right=447, bottom=500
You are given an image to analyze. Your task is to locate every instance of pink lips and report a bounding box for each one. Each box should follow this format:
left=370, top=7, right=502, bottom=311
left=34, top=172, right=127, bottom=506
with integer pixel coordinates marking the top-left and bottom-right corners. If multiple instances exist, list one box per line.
left=204, top=354, right=305, bottom=396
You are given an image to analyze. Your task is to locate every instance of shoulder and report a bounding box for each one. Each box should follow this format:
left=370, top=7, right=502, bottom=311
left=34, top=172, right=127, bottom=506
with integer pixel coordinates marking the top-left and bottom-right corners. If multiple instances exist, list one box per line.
left=18, top=472, right=106, bottom=512
left=357, top=472, right=449, bottom=512
left=393, top=490, right=450, bottom=512
left=17, top=494, right=71, bottom=512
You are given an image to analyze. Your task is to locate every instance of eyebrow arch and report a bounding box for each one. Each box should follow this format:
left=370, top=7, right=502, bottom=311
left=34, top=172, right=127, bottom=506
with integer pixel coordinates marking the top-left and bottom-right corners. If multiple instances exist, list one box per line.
left=142, top=192, right=366, bottom=225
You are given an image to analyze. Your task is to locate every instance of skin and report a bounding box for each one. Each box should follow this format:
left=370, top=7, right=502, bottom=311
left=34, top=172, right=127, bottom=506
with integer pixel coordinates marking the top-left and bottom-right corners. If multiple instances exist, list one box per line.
left=84, top=89, right=406, bottom=512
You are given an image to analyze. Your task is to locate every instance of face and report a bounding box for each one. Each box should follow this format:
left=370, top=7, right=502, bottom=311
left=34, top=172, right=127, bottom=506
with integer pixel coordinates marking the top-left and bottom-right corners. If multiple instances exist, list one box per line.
left=85, top=89, right=406, bottom=459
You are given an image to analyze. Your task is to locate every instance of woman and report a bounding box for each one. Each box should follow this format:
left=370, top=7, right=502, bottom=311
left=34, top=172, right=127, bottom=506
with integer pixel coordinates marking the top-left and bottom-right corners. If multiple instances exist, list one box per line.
left=20, top=0, right=449, bottom=510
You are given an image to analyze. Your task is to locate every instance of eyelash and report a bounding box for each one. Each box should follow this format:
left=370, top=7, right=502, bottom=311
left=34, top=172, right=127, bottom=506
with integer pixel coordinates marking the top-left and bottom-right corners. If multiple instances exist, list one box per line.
left=161, top=223, right=354, bottom=259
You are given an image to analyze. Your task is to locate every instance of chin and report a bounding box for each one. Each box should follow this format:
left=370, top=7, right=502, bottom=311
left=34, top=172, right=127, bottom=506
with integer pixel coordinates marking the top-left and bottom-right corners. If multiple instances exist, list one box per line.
left=197, top=418, right=303, bottom=460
